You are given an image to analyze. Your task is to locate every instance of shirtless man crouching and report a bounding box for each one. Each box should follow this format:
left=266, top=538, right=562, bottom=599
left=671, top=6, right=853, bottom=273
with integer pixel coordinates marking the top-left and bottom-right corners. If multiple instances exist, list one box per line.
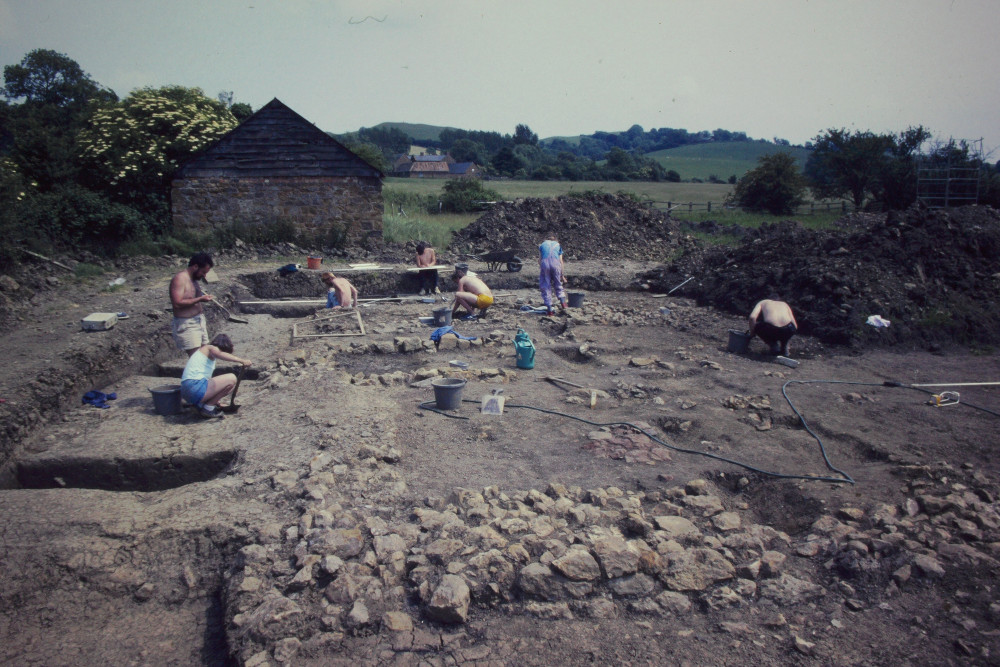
left=452, top=264, right=493, bottom=320
left=170, top=252, right=215, bottom=357
left=748, top=299, right=798, bottom=356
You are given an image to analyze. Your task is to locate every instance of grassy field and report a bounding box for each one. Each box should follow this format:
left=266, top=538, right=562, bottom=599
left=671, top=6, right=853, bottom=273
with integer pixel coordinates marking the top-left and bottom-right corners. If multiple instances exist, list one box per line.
left=382, top=178, right=846, bottom=250
left=646, top=142, right=812, bottom=181
left=384, top=178, right=733, bottom=205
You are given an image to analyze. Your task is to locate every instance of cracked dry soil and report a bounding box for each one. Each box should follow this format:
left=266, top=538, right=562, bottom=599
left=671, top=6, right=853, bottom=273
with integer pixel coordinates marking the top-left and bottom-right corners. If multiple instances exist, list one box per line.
left=0, top=248, right=999, bottom=666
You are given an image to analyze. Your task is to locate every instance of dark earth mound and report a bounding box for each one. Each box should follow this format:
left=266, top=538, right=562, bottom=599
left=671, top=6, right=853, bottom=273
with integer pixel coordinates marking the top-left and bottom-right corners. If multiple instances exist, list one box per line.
left=641, top=204, right=1000, bottom=349
left=450, top=193, right=685, bottom=261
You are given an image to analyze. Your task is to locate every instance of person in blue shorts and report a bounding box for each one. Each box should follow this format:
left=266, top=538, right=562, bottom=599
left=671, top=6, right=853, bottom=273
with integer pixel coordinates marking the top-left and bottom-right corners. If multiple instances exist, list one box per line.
left=180, top=334, right=253, bottom=418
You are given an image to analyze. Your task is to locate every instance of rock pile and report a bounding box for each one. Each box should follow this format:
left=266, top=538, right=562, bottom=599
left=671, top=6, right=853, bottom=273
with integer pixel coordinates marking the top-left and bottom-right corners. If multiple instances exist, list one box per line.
left=641, top=204, right=1000, bottom=348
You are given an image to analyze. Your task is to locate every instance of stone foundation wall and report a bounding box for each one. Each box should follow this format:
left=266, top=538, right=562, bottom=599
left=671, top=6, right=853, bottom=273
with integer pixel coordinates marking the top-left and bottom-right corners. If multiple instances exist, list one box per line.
left=171, top=176, right=383, bottom=243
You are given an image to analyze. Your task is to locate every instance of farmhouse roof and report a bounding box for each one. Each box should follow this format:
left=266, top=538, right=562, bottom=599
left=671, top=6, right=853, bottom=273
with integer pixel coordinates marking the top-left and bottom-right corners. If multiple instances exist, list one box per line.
left=175, top=98, right=383, bottom=179
left=450, top=162, right=478, bottom=174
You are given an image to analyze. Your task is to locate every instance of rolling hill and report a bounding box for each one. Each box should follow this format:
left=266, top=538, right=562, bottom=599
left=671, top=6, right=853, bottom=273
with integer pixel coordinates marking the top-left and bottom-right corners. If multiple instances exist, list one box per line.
left=646, top=142, right=812, bottom=181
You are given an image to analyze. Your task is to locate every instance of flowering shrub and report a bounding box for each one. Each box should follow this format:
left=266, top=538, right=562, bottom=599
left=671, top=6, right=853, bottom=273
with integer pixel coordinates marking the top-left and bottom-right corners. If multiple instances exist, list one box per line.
left=78, top=86, right=236, bottom=210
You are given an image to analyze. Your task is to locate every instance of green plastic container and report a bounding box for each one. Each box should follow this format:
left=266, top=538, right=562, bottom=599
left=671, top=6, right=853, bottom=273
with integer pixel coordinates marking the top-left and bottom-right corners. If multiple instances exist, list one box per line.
left=514, top=328, right=535, bottom=370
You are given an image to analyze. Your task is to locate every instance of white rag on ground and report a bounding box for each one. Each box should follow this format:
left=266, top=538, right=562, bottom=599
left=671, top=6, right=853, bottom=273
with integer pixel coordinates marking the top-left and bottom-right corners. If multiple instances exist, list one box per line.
left=866, top=315, right=891, bottom=328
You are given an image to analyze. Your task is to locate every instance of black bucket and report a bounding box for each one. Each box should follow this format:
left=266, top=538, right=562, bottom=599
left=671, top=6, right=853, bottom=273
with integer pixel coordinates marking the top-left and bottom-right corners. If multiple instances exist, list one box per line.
left=727, top=330, right=752, bottom=354
left=150, top=385, right=182, bottom=416
left=567, top=291, right=585, bottom=308
left=432, top=378, right=466, bottom=410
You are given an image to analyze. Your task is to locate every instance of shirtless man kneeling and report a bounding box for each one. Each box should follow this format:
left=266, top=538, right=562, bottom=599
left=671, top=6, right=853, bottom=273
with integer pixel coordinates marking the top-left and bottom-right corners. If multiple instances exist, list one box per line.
left=749, top=299, right=798, bottom=356
left=321, top=272, right=359, bottom=309
left=451, top=264, right=493, bottom=320
left=170, top=252, right=215, bottom=357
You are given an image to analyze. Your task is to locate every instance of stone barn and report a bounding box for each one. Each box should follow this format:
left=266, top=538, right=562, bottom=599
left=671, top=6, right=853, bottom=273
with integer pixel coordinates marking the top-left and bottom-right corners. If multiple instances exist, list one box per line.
left=171, top=98, right=384, bottom=245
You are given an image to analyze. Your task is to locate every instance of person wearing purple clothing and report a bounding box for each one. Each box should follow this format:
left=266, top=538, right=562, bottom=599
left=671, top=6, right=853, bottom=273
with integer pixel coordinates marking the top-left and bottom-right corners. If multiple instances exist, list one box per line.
left=538, top=233, right=568, bottom=316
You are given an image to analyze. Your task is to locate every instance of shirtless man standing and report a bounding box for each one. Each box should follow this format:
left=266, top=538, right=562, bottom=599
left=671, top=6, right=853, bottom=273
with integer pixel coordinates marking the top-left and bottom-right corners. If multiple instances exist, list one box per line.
left=452, top=264, right=493, bottom=320
left=415, top=241, right=440, bottom=296
left=170, top=252, right=215, bottom=356
left=748, top=299, right=798, bottom=356
left=321, top=272, right=359, bottom=309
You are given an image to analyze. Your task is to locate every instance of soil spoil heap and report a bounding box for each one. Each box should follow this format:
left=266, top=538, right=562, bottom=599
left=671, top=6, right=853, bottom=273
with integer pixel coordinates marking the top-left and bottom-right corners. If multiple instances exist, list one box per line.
left=642, top=204, right=1000, bottom=348
left=451, top=193, right=684, bottom=261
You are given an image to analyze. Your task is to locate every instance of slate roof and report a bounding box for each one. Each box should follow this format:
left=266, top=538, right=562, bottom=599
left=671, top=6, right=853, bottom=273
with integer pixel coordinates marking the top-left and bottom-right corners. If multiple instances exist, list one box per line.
left=176, top=98, right=383, bottom=179
left=450, top=162, right=479, bottom=174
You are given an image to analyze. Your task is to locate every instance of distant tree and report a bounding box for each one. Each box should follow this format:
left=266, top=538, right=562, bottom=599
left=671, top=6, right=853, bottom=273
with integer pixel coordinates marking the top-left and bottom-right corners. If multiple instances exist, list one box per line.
left=341, top=140, right=388, bottom=172
left=876, top=126, right=930, bottom=209
left=450, top=138, right=488, bottom=164
left=2, top=49, right=115, bottom=108
left=666, top=169, right=681, bottom=183
left=733, top=152, right=807, bottom=215
left=805, top=128, right=894, bottom=208
left=728, top=174, right=737, bottom=184
left=491, top=146, right=525, bottom=176
left=513, top=123, right=538, bottom=146
left=230, top=102, right=253, bottom=122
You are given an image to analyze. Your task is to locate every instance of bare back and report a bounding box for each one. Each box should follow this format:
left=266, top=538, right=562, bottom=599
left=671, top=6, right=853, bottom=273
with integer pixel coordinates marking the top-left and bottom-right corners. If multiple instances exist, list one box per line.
left=750, top=299, right=796, bottom=328
left=459, top=274, right=491, bottom=297
left=416, top=247, right=436, bottom=268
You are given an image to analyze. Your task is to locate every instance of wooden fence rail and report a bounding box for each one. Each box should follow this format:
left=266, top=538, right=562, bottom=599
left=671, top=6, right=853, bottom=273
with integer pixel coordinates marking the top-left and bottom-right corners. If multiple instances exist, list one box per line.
left=654, top=201, right=856, bottom=215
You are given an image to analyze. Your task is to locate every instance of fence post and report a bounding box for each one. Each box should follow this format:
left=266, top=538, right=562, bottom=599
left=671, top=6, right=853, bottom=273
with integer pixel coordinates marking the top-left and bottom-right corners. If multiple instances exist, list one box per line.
left=707, top=201, right=711, bottom=213
left=688, top=202, right=693, bottom=213
left=667, top=201, right=672, bottom=211
left=810, top=203, right=814, bottom=215
left=842, top=201, right=847, bottom=214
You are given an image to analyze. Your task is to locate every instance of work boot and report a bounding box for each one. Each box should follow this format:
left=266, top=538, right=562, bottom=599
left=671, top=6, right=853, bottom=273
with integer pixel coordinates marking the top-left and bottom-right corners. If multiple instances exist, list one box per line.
left=547, top=308, right=555, bottom=316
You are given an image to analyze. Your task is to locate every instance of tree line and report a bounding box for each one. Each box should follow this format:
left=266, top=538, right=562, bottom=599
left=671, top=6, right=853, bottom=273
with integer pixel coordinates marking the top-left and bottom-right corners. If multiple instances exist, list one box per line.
left=733, top=128, right=1000, bottom=215
left=337, top=121, right=788, bottom=182
left=2, top=48, right=998, bottom=267
left=0, top=49, right=256, bottom=268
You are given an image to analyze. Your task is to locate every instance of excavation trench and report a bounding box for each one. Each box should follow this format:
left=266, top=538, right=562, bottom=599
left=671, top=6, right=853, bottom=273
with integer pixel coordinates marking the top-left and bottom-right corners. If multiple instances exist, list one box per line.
left=13, top=450, right=238, bottom=491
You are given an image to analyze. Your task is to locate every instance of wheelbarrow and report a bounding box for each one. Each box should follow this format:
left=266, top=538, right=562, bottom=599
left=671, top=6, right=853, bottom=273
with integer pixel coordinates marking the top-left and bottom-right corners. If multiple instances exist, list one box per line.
left=467, top=248, right=523, bottom=272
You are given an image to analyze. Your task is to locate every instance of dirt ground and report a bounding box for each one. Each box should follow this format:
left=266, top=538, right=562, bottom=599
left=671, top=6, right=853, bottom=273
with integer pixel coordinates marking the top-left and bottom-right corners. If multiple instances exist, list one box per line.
left=2, top=206, right=1000, bottom=666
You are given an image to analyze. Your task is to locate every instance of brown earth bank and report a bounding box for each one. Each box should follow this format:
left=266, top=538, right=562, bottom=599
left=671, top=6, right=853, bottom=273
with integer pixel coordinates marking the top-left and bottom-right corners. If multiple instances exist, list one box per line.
left=1, top=199, right=999, bottom=666
left=642, top=204, right=1000, bottom=350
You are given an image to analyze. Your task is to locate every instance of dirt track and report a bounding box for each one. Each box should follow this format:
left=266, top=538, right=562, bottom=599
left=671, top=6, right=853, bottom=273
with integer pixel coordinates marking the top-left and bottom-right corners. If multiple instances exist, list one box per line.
left=2, top=203, right=1000, bottom=665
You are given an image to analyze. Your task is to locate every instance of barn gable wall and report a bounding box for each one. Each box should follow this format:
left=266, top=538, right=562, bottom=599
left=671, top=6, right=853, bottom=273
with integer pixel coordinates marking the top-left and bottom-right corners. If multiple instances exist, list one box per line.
left=172, top=175, right=382, bottom=242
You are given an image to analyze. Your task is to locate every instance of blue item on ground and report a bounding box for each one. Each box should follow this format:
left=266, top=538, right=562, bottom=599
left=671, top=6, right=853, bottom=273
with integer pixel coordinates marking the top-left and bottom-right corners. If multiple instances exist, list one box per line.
left=430, top=326, right=477, bottom=343
left=82, top=390, right=117, bottom=409
left=277, top=263, right=299, bottom=277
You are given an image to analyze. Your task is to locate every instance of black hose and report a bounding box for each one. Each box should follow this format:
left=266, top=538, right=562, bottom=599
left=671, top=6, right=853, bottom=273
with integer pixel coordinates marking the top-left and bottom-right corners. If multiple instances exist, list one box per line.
left=419, top=377, right=999, bottom=486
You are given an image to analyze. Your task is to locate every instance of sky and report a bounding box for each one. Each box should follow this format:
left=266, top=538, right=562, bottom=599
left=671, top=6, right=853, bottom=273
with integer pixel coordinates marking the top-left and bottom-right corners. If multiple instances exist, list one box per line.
left=2, top=0, right=999, bottom=155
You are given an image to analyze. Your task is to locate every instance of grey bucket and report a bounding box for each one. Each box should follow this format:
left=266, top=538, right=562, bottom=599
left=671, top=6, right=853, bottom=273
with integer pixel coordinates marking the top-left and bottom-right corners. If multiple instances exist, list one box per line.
left=567, top=291, right=585, bottom=308
left=432, top=307, right=452, bottom=327
left=432, top=378, right=466, bottom=410
left=150, top=384, right=182, bottom=415
left=727, top=329, right=752, bottom=354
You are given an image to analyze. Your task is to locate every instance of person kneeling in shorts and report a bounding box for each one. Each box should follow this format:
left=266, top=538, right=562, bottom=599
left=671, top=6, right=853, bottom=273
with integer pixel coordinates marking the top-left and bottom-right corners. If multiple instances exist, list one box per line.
left=180, top=334, right=253, bottom=418
left=748, top=299, right=798, bottom=356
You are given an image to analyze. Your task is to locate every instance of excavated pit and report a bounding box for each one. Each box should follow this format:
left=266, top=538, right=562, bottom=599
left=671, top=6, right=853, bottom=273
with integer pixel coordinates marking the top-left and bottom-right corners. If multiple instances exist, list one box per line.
left=12, top=450, right=238, bottom=491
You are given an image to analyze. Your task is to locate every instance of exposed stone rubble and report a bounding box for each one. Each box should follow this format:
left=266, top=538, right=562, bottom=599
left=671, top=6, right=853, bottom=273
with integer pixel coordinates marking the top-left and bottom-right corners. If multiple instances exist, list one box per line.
left=218, top=408, right=1000, bottom=665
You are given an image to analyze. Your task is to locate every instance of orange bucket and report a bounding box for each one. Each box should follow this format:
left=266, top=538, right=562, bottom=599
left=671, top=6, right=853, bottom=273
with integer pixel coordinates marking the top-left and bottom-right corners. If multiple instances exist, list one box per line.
left=306, top=256, right=322, bottom=270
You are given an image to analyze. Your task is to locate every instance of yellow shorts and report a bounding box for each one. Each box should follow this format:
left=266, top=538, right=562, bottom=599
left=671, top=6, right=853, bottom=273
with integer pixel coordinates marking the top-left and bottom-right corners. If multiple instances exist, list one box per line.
left=476, top=293, right=494, bottom=309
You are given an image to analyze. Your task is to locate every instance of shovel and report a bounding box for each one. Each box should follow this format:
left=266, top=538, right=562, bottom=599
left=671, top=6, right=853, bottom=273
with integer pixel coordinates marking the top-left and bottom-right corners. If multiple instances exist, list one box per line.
left=218, top=365, right=246, bottom=414
left=207, top=295, right=249, bottom=324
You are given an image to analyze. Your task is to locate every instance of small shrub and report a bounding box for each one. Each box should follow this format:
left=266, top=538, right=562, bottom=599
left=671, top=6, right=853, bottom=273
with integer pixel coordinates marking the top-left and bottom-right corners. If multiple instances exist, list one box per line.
left=73, top=262, right=105, bottom=279
left=438, top=179, right=501, bottom=213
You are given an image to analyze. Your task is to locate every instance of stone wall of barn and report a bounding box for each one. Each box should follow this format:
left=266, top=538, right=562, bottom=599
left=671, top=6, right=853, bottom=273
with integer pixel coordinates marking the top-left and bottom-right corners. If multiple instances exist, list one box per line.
left=171, top=176, right=383, bottom=243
